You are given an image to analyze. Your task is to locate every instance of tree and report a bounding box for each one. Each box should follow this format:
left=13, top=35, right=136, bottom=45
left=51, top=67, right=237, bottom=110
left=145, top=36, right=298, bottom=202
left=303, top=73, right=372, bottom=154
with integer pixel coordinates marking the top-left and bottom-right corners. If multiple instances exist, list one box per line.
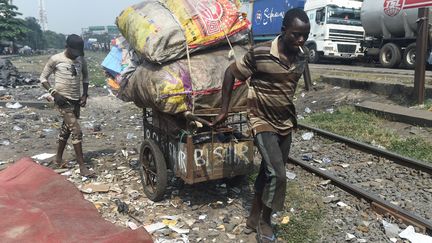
left=22, top=17, right=43, bottom=49
left=0, top=0, right=28, bottom=41
left=43, top=30, right=66, bottom=49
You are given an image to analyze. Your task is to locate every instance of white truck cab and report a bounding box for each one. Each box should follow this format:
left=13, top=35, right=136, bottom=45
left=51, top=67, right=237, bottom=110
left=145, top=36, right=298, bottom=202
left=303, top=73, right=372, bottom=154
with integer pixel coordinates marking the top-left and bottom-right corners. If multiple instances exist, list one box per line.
left=304, top=0, right=364, bottom=63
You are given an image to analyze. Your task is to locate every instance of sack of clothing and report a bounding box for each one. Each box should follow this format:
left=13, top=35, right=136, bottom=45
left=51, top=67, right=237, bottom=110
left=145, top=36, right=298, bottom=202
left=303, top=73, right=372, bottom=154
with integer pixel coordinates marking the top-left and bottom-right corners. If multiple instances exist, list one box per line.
left=116, top=0, right=250, bottom=64
left=118, top=45, right=248, bottom=114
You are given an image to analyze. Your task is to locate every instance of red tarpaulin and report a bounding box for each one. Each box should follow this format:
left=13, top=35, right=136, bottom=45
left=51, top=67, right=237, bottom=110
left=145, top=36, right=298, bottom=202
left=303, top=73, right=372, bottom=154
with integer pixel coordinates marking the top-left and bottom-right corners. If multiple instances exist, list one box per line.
left=403, top=0, right=432, bottom=9
left=0, top=157, right=153, bottom=243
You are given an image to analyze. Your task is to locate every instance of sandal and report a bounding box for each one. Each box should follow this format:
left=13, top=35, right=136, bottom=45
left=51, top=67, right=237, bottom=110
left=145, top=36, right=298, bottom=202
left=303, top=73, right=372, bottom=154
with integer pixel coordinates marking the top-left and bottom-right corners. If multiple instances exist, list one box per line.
left=244, top=225, right=256, bottom=235
left=256, top=220, right=277, bottom=243
left=53, top=160, right=70, bottom=169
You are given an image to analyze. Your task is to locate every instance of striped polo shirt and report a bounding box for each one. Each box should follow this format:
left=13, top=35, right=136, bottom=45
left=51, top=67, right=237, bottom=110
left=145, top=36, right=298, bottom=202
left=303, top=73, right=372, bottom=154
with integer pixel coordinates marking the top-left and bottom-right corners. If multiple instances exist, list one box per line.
left=232, top=36, right=308, bottom=136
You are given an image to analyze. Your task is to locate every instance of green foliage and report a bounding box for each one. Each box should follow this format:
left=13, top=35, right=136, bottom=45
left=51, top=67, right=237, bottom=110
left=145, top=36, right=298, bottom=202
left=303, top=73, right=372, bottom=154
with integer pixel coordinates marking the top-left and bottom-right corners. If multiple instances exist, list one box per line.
left=303, top=106, right=432, bottom=162
left=21, top=17, right=43, bottom=49
left=278, top=183, right=325, bottom=243
left=43, top=30, right=66, bottom=49
left=0, top=0, right=28, bottom=41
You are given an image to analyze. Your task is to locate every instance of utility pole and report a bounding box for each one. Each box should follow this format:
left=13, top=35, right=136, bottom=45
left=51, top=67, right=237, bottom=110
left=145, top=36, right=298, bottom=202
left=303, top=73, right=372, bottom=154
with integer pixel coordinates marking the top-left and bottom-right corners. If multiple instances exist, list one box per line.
left=38, top=0, right=48, bottom=31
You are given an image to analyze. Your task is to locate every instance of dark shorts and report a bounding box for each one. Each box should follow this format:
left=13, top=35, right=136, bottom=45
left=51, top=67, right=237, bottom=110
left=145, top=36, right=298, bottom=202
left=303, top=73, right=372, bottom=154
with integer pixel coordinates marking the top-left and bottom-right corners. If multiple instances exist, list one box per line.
left=56, top=99, right=82, bottom=144
left=254, top=131, right=292, bottom=211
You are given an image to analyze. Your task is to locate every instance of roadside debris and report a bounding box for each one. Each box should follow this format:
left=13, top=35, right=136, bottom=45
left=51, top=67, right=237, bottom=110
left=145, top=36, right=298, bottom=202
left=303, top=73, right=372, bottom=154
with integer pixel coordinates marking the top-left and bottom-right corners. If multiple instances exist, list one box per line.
left=399, top=225, right=432, bottom=243
left=301, top=132, right=314, bottom=141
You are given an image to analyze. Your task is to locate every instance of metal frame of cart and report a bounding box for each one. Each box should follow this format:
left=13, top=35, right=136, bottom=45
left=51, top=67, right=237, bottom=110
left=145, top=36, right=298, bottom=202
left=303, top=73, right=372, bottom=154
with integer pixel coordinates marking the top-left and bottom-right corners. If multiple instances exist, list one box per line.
left=137, top=107, right=254, bottom=201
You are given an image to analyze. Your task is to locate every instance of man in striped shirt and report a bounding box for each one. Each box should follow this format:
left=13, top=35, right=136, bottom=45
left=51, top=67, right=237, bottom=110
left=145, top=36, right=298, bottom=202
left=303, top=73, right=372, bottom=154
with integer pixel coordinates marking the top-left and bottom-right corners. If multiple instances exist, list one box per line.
left=211, top=9, right=310, bottom=242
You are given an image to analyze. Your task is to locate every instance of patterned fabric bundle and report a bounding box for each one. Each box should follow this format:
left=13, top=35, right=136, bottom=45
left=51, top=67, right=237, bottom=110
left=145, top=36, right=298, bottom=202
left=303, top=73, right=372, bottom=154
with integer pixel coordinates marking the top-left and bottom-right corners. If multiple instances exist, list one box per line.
left=116, top=0, right=249, bottom=63
left=118, top=45, right=248, bottom=114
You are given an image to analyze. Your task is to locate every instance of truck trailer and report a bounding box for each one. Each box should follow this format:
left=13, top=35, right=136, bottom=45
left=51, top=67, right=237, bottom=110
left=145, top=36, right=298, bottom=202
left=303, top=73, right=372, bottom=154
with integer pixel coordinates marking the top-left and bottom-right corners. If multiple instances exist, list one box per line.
left=248, top=0, right=365, bottom=63
left=361, top=0, right=432, bottom=69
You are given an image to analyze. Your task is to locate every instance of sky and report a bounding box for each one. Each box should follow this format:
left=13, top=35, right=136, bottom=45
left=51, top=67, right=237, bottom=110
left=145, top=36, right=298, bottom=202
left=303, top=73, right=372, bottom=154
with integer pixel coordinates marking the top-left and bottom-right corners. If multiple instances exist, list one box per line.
left=12, top=0, right=140, bottom=35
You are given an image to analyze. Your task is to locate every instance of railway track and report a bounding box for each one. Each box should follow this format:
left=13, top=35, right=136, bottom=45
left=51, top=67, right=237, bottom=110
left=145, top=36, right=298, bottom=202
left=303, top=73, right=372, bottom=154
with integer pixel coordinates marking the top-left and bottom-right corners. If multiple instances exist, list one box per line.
left=290, top=123, right=432, bottom=234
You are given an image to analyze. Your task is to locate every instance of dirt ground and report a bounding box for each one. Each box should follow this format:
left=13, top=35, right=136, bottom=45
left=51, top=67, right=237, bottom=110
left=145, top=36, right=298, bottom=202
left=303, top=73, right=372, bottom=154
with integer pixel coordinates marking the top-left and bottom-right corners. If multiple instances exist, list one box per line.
left=1, top=55, right=431, bottom=242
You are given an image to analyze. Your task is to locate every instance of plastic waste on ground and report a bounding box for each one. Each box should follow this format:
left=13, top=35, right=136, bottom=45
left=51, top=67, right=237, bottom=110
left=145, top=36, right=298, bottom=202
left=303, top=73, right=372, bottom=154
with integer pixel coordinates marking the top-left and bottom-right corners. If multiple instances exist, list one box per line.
left=301, top=132, right=314, bottom=141
left=399, top=225, right=432, bottom=243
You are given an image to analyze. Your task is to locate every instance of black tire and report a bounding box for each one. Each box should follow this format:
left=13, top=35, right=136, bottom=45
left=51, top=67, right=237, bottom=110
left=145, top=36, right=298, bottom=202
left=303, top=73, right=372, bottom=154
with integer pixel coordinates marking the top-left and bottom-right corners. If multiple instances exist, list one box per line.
left=402, top=43, right=416, bottom=69
left=138, top=139, right=167, bottom=202
left=308, top=44, right=320, bottom=63
left=379, top=43, right=401, bottom=68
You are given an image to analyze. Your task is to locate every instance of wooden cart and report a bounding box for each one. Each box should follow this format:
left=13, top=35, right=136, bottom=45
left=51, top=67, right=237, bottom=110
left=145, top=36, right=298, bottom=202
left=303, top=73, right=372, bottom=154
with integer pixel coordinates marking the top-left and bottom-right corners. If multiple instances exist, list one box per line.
left=137, top=107, right=254, bottom=201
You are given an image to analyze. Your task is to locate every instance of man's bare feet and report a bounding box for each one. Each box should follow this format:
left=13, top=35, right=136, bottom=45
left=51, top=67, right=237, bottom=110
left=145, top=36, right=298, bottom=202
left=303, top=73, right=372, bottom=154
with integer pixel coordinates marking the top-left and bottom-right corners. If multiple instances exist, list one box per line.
left=79, top=165, right=96, bottom=178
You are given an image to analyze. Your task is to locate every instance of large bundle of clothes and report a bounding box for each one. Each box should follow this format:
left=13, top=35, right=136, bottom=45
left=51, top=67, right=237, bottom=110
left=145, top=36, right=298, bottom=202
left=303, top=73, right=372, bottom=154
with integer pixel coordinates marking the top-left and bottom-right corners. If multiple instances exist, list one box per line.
left=103, top=0, right=251, bottom=117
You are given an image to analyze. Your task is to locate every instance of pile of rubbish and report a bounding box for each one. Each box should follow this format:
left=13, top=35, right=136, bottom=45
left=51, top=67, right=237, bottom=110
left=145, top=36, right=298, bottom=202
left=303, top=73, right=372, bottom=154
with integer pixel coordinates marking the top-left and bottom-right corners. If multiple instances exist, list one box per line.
left=102, top=0, right=250, bottom=115
left=0, top=59, right=39, bottom=88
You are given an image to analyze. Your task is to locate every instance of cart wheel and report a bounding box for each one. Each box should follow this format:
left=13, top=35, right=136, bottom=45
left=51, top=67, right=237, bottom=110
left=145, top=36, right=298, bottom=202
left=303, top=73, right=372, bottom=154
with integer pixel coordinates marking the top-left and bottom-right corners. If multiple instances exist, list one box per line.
left=138, top=139, right=167, bottom=202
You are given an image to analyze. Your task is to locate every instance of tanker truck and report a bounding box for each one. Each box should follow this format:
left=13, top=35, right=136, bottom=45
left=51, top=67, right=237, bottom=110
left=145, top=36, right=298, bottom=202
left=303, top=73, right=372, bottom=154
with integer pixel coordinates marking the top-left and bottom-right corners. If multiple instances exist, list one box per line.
left=361, top=0, right=432, bottom=69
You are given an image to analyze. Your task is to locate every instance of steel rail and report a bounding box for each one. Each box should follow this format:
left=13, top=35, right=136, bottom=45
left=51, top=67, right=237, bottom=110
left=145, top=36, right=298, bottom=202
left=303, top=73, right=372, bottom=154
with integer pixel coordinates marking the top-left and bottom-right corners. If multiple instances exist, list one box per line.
left=289, top=156, right=432, bottom=234
left=298, top=123, right=432, bottom=174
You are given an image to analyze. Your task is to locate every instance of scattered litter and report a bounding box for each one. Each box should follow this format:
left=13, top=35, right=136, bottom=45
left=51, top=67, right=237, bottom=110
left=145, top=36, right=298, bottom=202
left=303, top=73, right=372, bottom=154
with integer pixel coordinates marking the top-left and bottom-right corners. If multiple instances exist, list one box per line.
left=126, top=133, right=136, bottom=140
left=304, top=107, right=312, bottom=114
left=184, top=218, right=196, bottom=227
left=345, top=233, right=356, bottom=241
left=115, top=199, right=129, bottom=214
left=302, top=153, right=313, bottom=161
left=227, top=233, right=236, bottom=240
left=389, top=238, right=397, bottom=243
left=319, top=180, right=331, bottom=185
left=5, top=102, right=23, bottom=109
left=61, top=171, right=72, bottom=177
left=371, top=140, right=386, bottom=150
left=333, top=86, right=341, bottom=89
left=357, top=239, right=367, bottom=243
left=216, top=224, right=225, bottom=231
left=155, top=235, right=190, bottom=243
left=160, top=215, right=179, bottom=221
left=337, top=201, right=349, bottom=208
left=281, top=216, right=290, bottom=224
left=80, top=183, right=110, bottom=193
left=144, top=222, right=166, bottom=233
left=301, top=132, right=314, bottom=141
left=162, top=219, right=178, bottom=227
left=301, top=92, right=305, bottom=98
left=198, top=215, right=207, bottom=220
left=326, top=108, right=334, bottom=114
left=323, top=195, right=338, bottom=203
left=382, top=220, right=401, bottom=238
left=340, top=163, right=350, bottom=168
left=286, top=171, right=296, bottom=180
left=297, top=114, right=305, bottom=120
left=399, top=225, right=432, bottom=243
left=13, top=125, right=23, bottom=131
left=129, top=190, right=140, bottom=200
left=128, top=221, right=139, bottom=230
left=311, top=100, right=317, bottom=104
left=168, top=225, right=190, bottom=234
left=31, top=153, right=55, bottom=161
left=322, top=157, right=332, bottom=164
left=54, top=168, right=69, bottom=174
left=313, top=159, right=322, bottom=164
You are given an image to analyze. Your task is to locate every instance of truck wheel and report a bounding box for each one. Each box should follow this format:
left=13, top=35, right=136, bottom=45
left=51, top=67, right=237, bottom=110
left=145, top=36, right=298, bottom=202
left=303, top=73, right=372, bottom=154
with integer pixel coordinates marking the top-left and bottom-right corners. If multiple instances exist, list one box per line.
left=138, top=139, right=167, bottom=202
left=402, top=43, right=416, bottom=69
left=379, top=43, right=401, bottom=68
left=308, top=45, right=320, bottom=63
